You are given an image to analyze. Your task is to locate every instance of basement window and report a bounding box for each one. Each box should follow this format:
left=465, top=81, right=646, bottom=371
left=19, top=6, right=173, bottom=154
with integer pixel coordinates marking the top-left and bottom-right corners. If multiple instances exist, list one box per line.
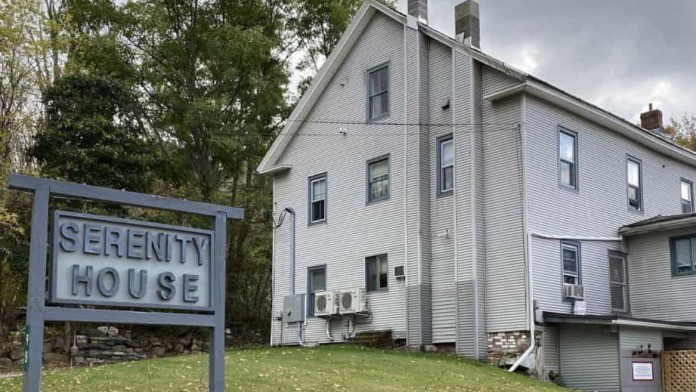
left=365, top=254, right=388, bottom=291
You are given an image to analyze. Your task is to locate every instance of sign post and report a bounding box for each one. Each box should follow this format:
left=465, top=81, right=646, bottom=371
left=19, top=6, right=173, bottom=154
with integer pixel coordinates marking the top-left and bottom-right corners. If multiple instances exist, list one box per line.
left=8, top=174, right=243, bottom=392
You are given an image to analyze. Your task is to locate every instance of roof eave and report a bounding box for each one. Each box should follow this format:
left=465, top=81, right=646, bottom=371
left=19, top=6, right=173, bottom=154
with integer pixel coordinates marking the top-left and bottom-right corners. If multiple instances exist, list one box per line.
left=486, top=80, right=696, bottom=169
left=256, top=0, right=402, bottom=174
left=619, top=216, right=696, bottom=236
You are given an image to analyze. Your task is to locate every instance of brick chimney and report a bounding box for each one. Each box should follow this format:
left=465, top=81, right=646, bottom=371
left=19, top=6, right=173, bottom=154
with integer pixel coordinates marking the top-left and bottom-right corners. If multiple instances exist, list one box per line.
left=455, top=0, right=480, bottom=48
left=408, top=0, right=428, bottom=24
left=640, top=103, right=664, bottom=132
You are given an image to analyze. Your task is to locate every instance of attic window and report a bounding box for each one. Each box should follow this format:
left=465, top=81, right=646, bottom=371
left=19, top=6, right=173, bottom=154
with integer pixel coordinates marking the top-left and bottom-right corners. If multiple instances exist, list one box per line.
left=368, top=64, right=389, bottom=121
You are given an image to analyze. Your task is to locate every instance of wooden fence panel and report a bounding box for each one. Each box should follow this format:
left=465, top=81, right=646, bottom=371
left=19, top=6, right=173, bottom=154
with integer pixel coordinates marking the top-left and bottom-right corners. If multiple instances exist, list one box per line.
left=663, top=350, right=696, bottom=392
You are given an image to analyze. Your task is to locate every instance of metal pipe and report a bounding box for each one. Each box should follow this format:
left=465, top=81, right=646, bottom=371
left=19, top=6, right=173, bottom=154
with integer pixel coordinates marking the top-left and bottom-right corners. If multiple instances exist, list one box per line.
left=530, top=231, right=622, bottom=242
left=285, top=208, right=296, bottom=295
left=326, top=318, right=334, bottom=342
left=508, top=342, right=536, bottom=373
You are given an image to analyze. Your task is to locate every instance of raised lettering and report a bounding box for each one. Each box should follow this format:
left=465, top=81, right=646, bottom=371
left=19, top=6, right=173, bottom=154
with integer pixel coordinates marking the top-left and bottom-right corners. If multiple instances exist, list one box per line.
left=96, top=267, right=120, bottom=297
left=193, top=237, right=209, bottom=266
left=127, top=269, right=147, bottom=299
left=146, top=232, right=166, bottom=261
left=157, top=272, right=176, bottom=300
left=83, top=224, right=103, bottom=255
left=183, top=274, right=199, bottom=303
left=105, top=227, right=125, bottom=257
left=59, top=221, right=80, bottom=252
left=175, top=235, right=192, bottom=264
left=127, top=229, right=145, bottom=259
left=72, top=264, right=93, bottom=296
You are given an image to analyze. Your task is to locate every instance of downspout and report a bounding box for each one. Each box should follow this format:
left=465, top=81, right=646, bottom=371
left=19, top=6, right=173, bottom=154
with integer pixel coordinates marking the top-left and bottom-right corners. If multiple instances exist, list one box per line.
left=282, top=207, right=307, bottom=347
left=510, top=94, right=534, bottom=373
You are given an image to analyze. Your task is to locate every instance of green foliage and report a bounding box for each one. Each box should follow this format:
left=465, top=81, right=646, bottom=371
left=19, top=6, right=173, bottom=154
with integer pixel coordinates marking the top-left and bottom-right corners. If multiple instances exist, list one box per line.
left=665, top=114, right=696, bottom=152
left=29, top=74, right=156, bottom=192
left=0, top=346, right=570, bottom=391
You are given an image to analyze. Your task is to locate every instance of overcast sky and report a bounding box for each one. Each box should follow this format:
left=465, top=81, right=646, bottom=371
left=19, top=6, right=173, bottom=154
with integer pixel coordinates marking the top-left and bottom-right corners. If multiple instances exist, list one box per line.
left=396, top=0, right=696, bottom=123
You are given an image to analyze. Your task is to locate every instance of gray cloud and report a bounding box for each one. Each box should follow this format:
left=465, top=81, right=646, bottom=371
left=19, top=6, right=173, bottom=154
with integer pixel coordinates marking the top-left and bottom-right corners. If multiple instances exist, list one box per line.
left=398, top=0, right=696, bottom=122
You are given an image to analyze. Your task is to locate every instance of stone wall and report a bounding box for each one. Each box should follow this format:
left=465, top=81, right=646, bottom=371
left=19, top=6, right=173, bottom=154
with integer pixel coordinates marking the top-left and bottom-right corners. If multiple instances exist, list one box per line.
left=0, top=326, right=219, bottom=371
left=486, top=330, right=531, bottom=367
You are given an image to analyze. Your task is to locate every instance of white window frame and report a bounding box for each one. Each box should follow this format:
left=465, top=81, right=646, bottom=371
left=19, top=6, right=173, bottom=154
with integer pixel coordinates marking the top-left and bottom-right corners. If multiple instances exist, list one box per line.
left=365, top=254, right=388, bottom=292
left=308, top=174, right=327, bottom=224
left=681, top=179, right=693, bottom=213
left=438, top=135, right=454, bottom=196
left=609, top=252, right=629, bottom=313
left=558, top=128, right=578, bottom=189
left=627, top=156, right=643, bottom=211
left=367, top=64, right=389, bottom=121
left=367, top=155, right=390, bottom=204
left=561, top=241, right=581, bottom=287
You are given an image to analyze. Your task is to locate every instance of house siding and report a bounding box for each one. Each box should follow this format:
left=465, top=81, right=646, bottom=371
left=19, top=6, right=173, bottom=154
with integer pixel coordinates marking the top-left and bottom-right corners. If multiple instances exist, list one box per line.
left=627, top=227, right=696, bottom=321
left=618, top=327, right=663, bottom=392
left=481, top=77, right=526, bottom=333
left=540, top=325, right=559, bottom=379
left=525, top=93, right=696, bottom=317
left=428, top=40, right=456, bottom=344
left=559, top=324, right=620, bottom=392
left=271, top=13, right=408, bottom=345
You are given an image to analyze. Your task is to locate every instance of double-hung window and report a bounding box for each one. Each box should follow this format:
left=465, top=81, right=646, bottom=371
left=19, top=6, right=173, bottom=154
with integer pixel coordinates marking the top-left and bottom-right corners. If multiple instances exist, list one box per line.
left=365, top=254, right=388, bottom=291
left=681, top=179, right=693, bottom=213
left=559, top=129, right=577, bottom=188
left=367, top=156, right=389, bottom=203
left=307, top=266, right=326, bottom=317
left=627, top=157, right=642, bottom=211
left=671, top=235, right=696, bottom=276
left=438, top=135, right=454, bottom=195
left=609, top=252, right=629, bottom=312
left=562, top=242, right=580, bottom=285
left=309, top=174, right=327, bottom=224
left=368, top=64, right=389, bottom=120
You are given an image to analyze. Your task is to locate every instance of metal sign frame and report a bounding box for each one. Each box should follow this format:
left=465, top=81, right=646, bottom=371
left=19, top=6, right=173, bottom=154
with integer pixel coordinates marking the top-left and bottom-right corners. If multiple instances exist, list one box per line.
left=7, top=174, right=244, bottom=392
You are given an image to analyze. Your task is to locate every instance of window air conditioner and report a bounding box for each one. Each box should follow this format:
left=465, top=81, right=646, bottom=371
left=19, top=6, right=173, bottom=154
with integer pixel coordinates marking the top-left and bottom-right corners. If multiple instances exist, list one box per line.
left=338, top=288, right=367, bottom=314
left=314, top=290, right=339, bottom=318
left=563, top=283, right=585, bottom=300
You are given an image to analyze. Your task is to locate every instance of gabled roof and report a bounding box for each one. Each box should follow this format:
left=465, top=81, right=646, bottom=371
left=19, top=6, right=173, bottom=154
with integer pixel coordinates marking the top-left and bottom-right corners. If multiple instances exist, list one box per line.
left=619, top=212, right=696, bottom=236
left=257, top=0, right=696, bottom=174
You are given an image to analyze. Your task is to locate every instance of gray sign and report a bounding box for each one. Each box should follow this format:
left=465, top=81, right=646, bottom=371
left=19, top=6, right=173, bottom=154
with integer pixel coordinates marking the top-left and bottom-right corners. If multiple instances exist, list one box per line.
left=52, top=211, right=213, bottom=311
left=8, top=174, right=243, bottom=392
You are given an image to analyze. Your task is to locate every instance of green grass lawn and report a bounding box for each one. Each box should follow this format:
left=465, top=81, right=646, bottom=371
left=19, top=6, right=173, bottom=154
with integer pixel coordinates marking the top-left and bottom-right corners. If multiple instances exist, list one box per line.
left=0, top=345, right=568, bottom=391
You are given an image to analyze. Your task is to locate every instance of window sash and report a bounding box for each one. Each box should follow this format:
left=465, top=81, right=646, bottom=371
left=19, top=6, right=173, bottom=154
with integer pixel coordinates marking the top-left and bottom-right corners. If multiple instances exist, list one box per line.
left=366, top=255, right=388, bottom=291
left=562, top=243, right=580, bottom=285
left=369, top=66, right=389, bottom=119
left=627, top=160, right=641, bottom=187
left=368, top=158, right=389, bottom=202
left=559, top=132, right=575, bottom=163
left=673, top=237, right=696, bottom=275
left=609, top=255, right=628, bottom=311
left=439, top=138, right=454, bottom=193
left=682, top=181, right=693, bottom=213
left=310, top=177, right=326, bottom=223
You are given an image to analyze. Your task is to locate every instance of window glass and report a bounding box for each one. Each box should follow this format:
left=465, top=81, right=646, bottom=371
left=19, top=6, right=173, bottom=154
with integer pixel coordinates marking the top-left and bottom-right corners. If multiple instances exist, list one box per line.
left=559, top=132, right=575, bottom=163
left=627, top=160, right=640, bottom=187
left=310, top=176, right=326, bottom=223
left=562, top=243, right=579, bottom=285
left=675, top=238, right=692, bottom=273
left=559, top=131, right=576, bottom=187
left=368, top=158, right=389, bottom=202
left=439, top=137, right=454, bottom=194
left=682, top=181, right=692, bottom=202
left=366, top=255, right=388, bottom=291
left=369, top=66, right=389, bottom=120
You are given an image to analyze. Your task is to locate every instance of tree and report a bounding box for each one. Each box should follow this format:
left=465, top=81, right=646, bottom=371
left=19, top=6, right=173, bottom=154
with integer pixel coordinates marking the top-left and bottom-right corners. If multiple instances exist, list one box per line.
left=29, top=74, right=156, bottom=192
left=665, top=114, right=696, bottom=152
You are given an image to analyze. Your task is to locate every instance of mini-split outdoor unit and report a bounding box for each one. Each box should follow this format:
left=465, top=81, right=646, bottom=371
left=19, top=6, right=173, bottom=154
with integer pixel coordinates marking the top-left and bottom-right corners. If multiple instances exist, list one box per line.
left=563, top=283, right=585, bottom=300
left=338, top=288, right=367, bottom=314
left=314, top=290, right=339, bottom=317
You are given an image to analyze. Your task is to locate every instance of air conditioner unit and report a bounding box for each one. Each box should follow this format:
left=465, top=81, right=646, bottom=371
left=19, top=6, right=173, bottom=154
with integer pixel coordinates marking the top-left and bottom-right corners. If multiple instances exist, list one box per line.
left=563, top=283, right=585, bottom=300
left=314, top=290, right=339, bottom=318
left=338, top=288, right=367, bottom=314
